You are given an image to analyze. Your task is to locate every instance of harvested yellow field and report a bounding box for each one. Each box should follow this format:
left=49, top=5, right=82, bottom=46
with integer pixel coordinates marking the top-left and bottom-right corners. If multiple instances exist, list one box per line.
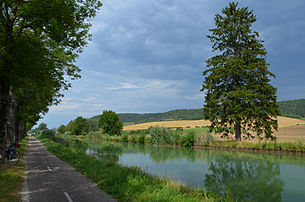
left=277, top=116, right=305, bottom=127
left=124, top=116, right=305, bottom=130
left=124, top=120, right=210, bottom=130
left=123, top=116, right=305, bottom=142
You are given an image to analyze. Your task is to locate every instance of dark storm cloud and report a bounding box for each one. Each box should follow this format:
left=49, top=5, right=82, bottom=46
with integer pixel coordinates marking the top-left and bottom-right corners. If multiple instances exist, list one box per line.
left=38, top=0, right=305, bottom=128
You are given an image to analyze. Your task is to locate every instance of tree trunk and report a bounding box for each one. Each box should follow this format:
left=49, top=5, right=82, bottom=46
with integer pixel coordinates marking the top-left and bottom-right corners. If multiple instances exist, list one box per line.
left=235, top=121, right=241, bottom=141
left=0, top=83, right=17, bottom=154
left=15, top=120, right=26, bottom=142
left=0, top=83, right=10, bottom=153
left=8, top=89, right=17, bottom=142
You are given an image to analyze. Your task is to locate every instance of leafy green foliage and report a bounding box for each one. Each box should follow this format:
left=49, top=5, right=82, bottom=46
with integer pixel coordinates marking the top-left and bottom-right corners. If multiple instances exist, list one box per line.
left=87, top=119, right=99, bottom=132
left=65, top=121, right=74, bottom=132
left=202, top=2, right=280, bottom=141
left=72, top=116, right=89, bottom=135
left=58, top=125, right=66, bottom=134
left=40, top=129, right=55, bottom=139
left=0, top=0, right=102, bottom=150
left=121, top=134, right=129, bottom=142
left=181, top=132, right=195, bottom=147
left=38, top=123, right=47, bottom=131
left=137, top=134, right=146, bottom=144
left=99, top=111, right=123, bottom=136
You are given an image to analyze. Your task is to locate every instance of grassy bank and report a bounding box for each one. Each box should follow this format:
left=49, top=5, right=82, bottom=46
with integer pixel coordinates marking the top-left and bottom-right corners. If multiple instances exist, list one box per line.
left=38, top=136, right=224, bottom=202
left=84, top=127, right=305, bottom=153
left=201, top=140, right=305, bottom=152
left=0, top=137, right=28, bottom=202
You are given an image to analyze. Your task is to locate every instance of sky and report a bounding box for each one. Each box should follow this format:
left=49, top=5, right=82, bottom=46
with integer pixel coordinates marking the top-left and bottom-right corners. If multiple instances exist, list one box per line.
left=38, top=0, right=305, bottom=128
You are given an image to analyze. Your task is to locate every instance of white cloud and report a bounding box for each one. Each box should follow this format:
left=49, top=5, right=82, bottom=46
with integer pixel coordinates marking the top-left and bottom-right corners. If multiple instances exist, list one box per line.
left=106, top=83, right=140, bottom=90
left=184, top=93, right=203, bottom=100
left=49, top=104, right=81, bottom=112
left=81, top=96, right=96, bottom=102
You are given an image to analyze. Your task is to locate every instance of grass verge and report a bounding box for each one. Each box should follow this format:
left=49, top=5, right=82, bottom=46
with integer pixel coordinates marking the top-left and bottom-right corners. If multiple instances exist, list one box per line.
left=38, top=137, right=225, bottom=202
left=0, top=137, right=28, bottom=202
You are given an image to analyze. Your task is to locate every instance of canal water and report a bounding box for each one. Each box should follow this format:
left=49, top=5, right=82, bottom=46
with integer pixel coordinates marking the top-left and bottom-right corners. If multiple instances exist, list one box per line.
left=84, top=141, right=305, bottom=201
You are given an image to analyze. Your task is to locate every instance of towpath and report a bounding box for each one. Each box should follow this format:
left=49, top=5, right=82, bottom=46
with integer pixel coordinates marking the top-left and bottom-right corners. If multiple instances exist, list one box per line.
left=22, top=135, right=116, bottom=202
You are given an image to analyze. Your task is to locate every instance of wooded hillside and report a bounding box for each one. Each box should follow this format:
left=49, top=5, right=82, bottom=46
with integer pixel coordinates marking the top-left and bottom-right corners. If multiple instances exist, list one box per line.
left=90, top=99, right=305, bottom=123
left=279, top=99, right=305, bottom=119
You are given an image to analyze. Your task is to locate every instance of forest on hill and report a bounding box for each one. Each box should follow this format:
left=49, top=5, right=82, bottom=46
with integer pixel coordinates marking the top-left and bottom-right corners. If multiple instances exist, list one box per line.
left=279, top=99, right=305, bottom=119
left=91, top=109, right=204, bottom=124
left=91, top=99, right=305, bottom=124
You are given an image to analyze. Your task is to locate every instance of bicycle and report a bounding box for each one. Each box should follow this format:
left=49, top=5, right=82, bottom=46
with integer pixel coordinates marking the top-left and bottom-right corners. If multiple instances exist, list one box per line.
left=1, top=143, right=21, bottom=165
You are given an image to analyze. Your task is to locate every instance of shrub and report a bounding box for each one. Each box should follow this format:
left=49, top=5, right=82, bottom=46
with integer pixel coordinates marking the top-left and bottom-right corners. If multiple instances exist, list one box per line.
left=121, top=133, right=129, bottom=142
left=40, top=129, right=55, bottom=139
left=181, top=131, right=195, bottom=147
left=137, top=134, right=146, bottom=144
left=63, top=131, right=72, bottom=136
left=58, top=125, right=66, bottom=134
left=130, top=135, right=137, bottom=143
left=87, top=131, right=101, bottom=140
left=145, top=136, right=152, bottom=144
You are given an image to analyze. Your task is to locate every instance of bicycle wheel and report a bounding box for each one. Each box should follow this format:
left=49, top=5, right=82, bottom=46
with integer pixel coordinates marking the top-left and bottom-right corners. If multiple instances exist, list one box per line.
left=8, top=150, right=20, bottom=165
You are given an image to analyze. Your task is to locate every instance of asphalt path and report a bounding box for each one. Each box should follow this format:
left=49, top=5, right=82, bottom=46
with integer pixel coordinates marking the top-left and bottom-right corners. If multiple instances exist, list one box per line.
left=22, top=135, right=116, bottom=202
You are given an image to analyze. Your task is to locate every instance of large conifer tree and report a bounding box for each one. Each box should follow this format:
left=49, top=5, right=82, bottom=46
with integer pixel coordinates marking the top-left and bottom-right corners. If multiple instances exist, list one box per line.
left=201, top=2, right=280, bottom=141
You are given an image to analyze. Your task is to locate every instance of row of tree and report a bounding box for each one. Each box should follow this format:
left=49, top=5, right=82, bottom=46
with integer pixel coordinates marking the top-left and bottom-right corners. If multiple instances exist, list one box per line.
left=0, top=1, right=102, bottom=153
left=56, top=110, right=123, bottom=136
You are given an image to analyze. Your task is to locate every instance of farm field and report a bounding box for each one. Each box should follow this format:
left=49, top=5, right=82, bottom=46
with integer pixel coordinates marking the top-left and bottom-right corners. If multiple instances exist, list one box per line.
left=124, top=116, right=305, bottom=142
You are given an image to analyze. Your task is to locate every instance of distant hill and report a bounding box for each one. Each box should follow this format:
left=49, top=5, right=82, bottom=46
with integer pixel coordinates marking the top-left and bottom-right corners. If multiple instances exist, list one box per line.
left=91, top=99, right=305, bottom=123
left=279, top=99, right=305, bottom=119
left=91, top=109, right=204, bottom=124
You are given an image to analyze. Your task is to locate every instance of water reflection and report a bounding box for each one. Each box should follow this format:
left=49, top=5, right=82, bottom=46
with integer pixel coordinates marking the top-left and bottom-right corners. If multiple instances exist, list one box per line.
left=86, top=142, right=123, bottom=165
left=205, top=155, right=284, bottom=201
left=70, top=140, right=305, bottom=201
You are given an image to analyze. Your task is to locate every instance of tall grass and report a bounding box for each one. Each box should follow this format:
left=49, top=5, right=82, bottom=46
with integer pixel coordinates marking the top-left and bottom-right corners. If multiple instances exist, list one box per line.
left=150, top=127, right=176, bottom=145
left=195, top=132, right=215, bottom=146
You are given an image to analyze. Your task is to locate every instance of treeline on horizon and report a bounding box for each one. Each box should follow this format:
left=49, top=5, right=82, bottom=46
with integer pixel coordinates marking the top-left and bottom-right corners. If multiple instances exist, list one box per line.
left=89, top=99, right=305, bottom=124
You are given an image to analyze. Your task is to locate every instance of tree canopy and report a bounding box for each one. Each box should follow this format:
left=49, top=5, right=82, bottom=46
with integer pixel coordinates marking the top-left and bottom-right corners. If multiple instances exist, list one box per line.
left=99, top=110, right=123, bottom=136
left=201, top=2, right=280, bottom=141
left=72, top=116, right=89, bottom=135
left=0, top=0, right=102, bottom=152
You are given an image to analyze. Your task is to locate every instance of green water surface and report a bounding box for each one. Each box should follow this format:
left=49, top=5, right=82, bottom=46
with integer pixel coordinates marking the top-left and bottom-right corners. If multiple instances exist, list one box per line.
left=83, top=141, right=305, bottom=201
